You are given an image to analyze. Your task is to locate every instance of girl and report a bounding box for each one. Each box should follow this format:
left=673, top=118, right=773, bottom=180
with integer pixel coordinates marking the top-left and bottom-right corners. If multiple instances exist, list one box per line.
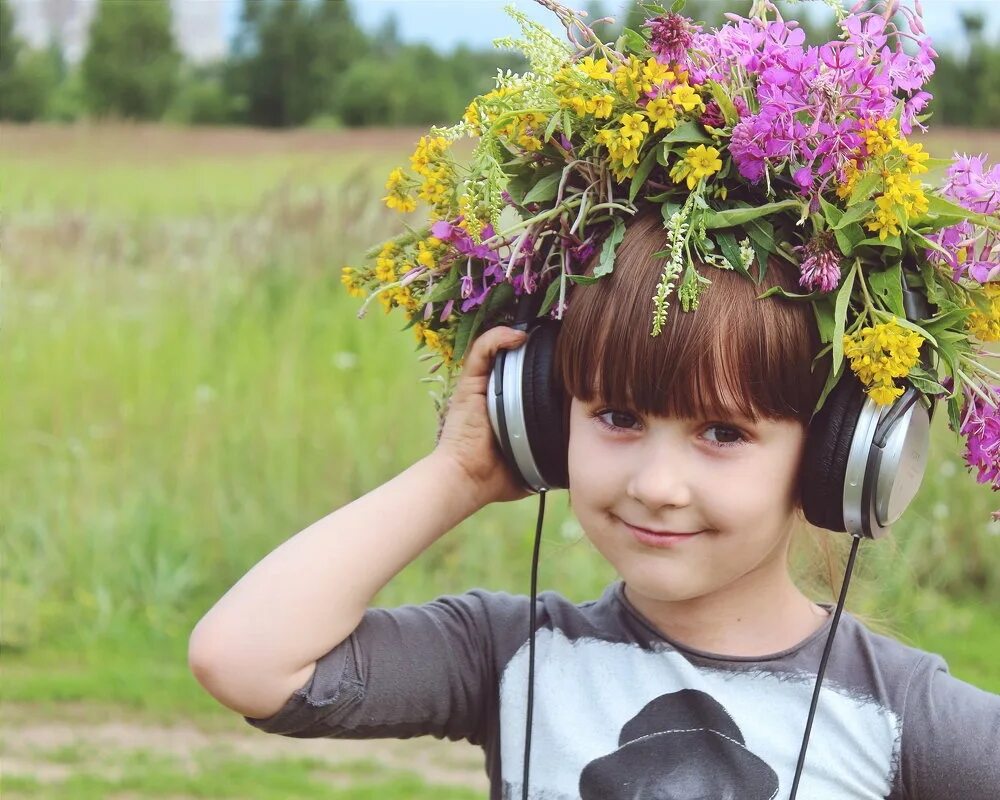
left=189, top=205, right=1000, bottom=799
left=191, top=0, right=1000, bottom=796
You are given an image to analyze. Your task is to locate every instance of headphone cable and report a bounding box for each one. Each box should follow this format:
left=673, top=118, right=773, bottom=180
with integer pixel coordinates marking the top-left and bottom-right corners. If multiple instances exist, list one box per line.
left=522, top=487, right=546, bottom=800
left=788, top=532, right=862, bottom=800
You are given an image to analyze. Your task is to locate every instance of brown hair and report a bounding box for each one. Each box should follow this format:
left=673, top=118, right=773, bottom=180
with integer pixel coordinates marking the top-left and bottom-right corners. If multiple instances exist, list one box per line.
left=554, top=205, right=829, bottom=494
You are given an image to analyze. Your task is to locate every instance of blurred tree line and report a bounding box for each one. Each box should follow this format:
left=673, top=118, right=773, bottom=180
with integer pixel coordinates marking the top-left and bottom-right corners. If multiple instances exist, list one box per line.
left=0, top=0, right=998, bottom=128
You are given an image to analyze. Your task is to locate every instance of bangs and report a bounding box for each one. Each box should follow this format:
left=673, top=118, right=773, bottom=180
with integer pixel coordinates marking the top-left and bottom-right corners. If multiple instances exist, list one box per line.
left=554, top=208, right=827, bottom=426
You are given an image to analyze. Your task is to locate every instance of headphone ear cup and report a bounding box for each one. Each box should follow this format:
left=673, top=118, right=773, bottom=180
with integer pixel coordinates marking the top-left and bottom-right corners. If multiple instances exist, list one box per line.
left=522, top=319, right=569, bottom=489
left=800, top=371, right=868, bottom=532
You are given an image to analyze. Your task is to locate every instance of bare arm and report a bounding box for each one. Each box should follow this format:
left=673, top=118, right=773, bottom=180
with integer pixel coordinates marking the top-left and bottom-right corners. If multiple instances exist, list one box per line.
left=188, top=451, right=486, bottom=719
left=188, top=325, right=531, bottom=720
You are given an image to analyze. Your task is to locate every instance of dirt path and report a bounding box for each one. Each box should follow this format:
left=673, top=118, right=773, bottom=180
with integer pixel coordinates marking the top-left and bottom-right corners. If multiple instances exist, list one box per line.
left=2, top=702, right=489, bottom=793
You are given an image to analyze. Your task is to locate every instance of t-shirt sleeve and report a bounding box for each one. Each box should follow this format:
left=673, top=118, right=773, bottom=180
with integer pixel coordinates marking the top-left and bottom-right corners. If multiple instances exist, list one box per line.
left=241, top=589, right=523, bottom=745
left=900, top=652, right=1000, bottom=799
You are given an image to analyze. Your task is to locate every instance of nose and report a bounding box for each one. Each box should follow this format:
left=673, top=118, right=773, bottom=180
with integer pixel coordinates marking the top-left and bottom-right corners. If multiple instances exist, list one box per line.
left=625, top=440, right=693, bottom=509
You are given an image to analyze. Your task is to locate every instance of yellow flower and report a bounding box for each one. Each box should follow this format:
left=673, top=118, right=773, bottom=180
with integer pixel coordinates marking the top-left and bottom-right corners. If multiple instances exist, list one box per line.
left=578, top=56, right=612, bottom=82
left=409, top=135, right=450, bottom=177
left=843, top=319, right=923, bottom=402
left=383, top=167, right=416, bottom=212
left=644, top=98, right=678, bottom=132
left=836, top=161, right=862, bottom=200
left=463, top=100, right=481, bottom=132
left=865, top=195, right=903, bottom=241
left=618, top=111, right=649, bottom=145
left=384, top=193, right=417, bottom=213
left=340, top=266, right=366, bottom=299
left=897, top=139, right=930, bottom=174
left=416, top=237, right=443, bottom=269
left=862, top=117, right=899, bottom=158
left=671, top=84, right=703, bottom=112
left=375, top=254, right=397, bottom=282
left=670, top=145, right=722, bottom=190
left=967, top=282, right=1000, bottom=342
left=561, top=95, right=589, bottom=116
left=613, top=56, right=642, bottom=102
left=868, top=382, right=905, bottom=405
left=586, top=94, right=615, bottom=119
left=639, top=57, right=673, bottom=93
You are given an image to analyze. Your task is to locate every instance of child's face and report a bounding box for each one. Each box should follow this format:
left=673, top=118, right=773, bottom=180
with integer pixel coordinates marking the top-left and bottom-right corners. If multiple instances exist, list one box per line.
left=567, top=396, right=807, bottom=604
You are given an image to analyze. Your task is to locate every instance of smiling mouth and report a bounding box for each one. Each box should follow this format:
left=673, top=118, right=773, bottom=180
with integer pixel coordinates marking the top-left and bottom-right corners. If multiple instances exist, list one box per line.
left=618, top=517, right=703, bottom=536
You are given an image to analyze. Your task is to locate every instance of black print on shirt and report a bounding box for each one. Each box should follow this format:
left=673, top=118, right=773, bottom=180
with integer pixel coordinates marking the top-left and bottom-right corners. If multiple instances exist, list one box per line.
left=579, top=689, right=780, bottom=799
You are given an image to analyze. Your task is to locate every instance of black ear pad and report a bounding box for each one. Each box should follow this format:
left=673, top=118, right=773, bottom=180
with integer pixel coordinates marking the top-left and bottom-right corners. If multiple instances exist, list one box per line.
left=521, top=319, right=570, bottom=489
left=799, top=370, right=868, bottom=532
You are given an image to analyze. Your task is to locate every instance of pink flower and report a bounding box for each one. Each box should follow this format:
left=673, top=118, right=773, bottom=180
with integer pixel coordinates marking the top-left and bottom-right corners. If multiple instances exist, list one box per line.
left=644, top=13, right=698, bottom=64
left=794, top=232, right=842, bottom=292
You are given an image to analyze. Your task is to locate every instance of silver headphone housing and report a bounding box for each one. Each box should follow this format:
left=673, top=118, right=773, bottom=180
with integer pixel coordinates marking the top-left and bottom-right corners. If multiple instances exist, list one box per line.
left=844, top=389, right=932, bottom=539
left=487, top=345, right=554, bottom=493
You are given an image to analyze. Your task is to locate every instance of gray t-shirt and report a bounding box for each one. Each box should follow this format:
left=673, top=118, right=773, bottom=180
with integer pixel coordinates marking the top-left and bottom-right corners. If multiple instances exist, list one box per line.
left=244, top=580, right=1000, bottom=799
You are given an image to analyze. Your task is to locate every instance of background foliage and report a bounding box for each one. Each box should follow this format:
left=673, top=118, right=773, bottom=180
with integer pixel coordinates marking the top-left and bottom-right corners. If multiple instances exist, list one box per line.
left=1, top=0, right=999, bottom=128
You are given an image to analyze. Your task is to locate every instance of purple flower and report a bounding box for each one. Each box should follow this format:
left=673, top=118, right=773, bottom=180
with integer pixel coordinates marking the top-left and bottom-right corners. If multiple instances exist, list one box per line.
left=926, top=154, right=1000, bottom=281
left=700, top=100, right=725, bottom=129
left=644, top=13, right=698, bottom=64
left=729, top=118, right=768, bottom=182
left=955, top=381, right=1000, bottom=490
left=843, top=13, right=887, bottom=51
left=794, top=232, right=842, bottom=292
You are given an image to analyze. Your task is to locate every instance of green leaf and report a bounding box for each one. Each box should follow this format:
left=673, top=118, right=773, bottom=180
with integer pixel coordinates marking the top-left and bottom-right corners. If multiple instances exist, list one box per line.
left=661, top=120, right=714, bottom=144
left=923, top=307, right=972, bottom=338
left=706, top=80, right=738, bottom=126
left=832, top=260, right=858, bottom=375
left=819, top=195, right=844, bottom=227
left=670, top=0, right=685, bottom=12
left=594, top=217, right=626, bottom=278
left=427, top=264, right=461, bottom=302
left=947, top=394, right=962, bottom=433
left=523, top=171, right=562, bottom=205
left=563, top=109, right=573, bottom=143
left=848, top=172, right=882, bottom=205
left=833, top=200, right=875, bottom=230
left=660, top=201, right=683, bottom=226
left=857, top=234, right=902, bottom=253
left=866, top=262, right=905, bottom=317
left=834, top=222, right=866, bottom=256
left=813, top=294, right=836, bottom=344
left=757, top=285, right=826, bottom=301
left=617, top=27, right=647, bottom=52
left=543, top=111, right=561, bottom=143
left=918, top=194, right=1000, bottom=231
left=539, top=276, right=563, bottom=317
left=702, top=199, right=801, bottom=229
left=906, top=365, right=948, bottom=397
left=814, top=363, right=843, bottom=415
left=716, top=231, right=754, bottom=283
left=566, top=274, right=602, bottom=285
left=629, top=147, right=660, bottom=203
left=656, top=142, right=674, bottom=167
left=923, top=157, right=955, bottom=171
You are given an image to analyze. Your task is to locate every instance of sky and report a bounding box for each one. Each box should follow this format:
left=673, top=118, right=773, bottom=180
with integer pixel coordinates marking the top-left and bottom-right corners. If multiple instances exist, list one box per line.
left=10, top=0, right=999, bottom=64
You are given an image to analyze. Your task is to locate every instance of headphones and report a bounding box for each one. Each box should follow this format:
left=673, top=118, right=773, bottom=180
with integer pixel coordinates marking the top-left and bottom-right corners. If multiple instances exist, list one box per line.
left=487, top=277, right=939, bottom=539
left=491, top=271, right=939, bottom=799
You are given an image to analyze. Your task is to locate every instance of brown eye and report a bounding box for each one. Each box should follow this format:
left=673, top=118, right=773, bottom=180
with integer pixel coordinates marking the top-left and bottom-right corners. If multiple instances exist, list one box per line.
left=593, top=409, right=641, bottom=432
left=702, top=424, right=747, bottom=448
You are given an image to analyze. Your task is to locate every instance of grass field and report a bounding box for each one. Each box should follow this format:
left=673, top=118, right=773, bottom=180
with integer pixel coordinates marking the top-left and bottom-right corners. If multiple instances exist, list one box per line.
left=3, top=122, right=1000, bottom=798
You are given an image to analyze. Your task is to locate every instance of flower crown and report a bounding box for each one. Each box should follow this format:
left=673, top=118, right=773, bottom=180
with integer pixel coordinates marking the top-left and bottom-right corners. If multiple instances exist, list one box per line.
left=341, top=0, right=1000, bottom=518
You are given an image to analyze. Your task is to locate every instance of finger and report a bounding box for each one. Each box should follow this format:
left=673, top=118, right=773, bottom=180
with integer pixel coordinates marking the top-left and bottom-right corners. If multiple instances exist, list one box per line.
left=462, top=326, right=527, bottom=379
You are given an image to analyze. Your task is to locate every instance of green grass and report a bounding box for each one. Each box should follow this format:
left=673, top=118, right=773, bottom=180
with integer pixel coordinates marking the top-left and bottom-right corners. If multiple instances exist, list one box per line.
left=1, top=751, right=483, bottom=799
left=2, top=124, right=998, bottom=795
